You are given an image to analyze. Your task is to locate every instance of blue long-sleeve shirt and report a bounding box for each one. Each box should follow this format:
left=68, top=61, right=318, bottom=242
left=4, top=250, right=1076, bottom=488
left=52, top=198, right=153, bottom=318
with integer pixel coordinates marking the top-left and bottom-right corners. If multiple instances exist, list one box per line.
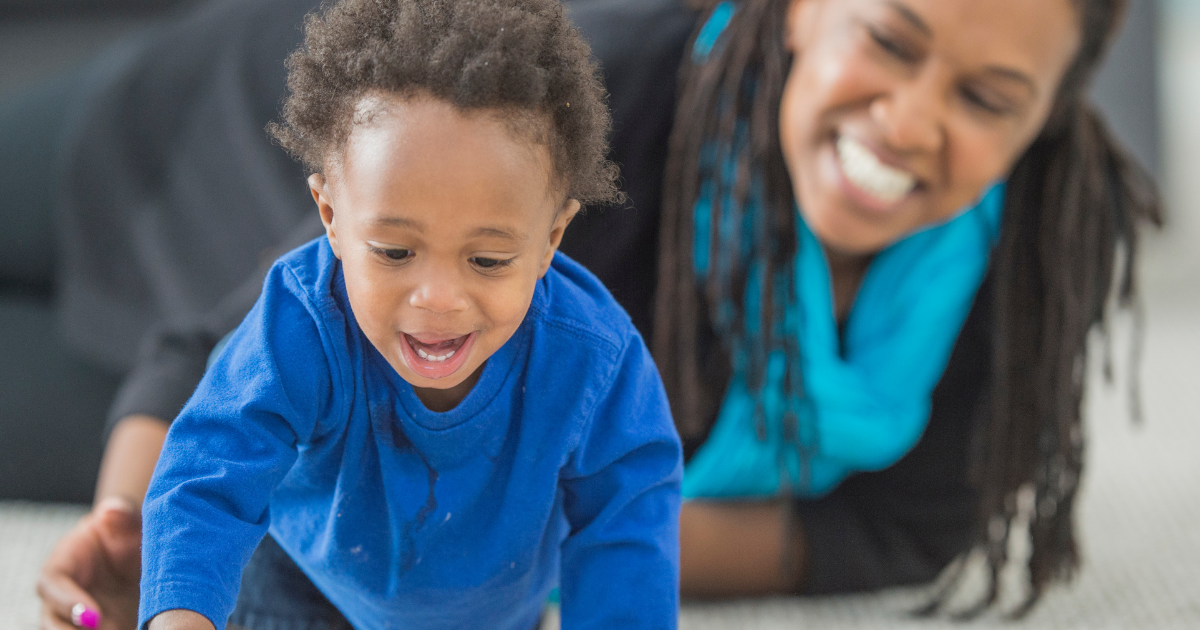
left=139, top=238, right=682, bottom=629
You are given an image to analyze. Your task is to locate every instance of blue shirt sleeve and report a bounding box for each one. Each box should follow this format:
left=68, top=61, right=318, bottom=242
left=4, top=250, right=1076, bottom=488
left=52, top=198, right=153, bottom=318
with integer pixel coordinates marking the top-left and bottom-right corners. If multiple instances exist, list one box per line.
left=558, top=333, right=683, bottom=629
left=138, top=263, right=342, bottom=629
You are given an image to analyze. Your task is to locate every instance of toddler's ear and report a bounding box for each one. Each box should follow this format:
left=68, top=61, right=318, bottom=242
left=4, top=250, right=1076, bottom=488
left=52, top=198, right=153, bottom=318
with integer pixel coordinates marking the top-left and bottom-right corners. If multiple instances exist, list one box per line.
left=310, top=174, right=342, bottom=259
left=539, top=198, right=581, bottom=278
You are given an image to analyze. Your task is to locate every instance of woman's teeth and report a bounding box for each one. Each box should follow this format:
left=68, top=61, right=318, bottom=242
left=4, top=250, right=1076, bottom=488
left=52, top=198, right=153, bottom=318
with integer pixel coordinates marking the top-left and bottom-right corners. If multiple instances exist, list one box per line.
left=837, top=135, right=916, bottom=205
left=416, top=348, right=455, bottom=362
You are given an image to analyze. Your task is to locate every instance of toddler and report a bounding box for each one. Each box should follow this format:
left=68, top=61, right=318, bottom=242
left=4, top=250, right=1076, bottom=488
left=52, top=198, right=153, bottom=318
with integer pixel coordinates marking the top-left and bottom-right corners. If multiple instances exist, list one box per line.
left=137, top=0, right=682, bottom=627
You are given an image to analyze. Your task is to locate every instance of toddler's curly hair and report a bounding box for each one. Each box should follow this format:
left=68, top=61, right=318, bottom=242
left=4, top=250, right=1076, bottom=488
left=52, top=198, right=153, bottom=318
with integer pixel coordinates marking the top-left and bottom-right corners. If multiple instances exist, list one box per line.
left=269, top=0, right=621, bottom=205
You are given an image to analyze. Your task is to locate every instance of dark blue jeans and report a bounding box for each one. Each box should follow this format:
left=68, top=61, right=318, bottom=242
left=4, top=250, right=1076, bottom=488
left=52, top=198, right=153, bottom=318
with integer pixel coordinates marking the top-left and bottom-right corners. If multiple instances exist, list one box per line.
left=231, top=534, right=547, bottom=630
left=229, top=535, right=353, bottom=630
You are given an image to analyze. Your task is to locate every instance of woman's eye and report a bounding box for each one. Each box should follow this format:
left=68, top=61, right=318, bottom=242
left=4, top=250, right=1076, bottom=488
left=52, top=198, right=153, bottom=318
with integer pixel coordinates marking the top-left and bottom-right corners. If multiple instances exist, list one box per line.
left=960, top=86, right=1012, bottom=116
left=470, top=256, right=513, bottom=271
left=868, top=28, right=916, bottom=63
left=369, top=246, right=413, bottom=262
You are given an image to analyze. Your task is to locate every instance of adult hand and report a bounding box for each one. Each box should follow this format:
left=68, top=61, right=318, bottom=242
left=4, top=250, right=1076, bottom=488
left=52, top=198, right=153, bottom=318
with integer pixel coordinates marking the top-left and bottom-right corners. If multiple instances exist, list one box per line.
left=37, top=496, right=142, bottom=630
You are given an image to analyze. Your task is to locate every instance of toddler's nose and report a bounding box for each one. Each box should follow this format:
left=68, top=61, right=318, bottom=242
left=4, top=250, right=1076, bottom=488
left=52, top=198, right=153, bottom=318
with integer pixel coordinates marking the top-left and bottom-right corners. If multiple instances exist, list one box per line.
left=408, top=275, right=470, bottom=314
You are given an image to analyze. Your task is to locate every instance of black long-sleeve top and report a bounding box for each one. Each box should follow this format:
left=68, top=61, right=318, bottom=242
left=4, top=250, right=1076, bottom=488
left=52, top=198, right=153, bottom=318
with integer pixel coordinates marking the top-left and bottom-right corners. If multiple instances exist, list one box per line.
left=84, top=0, right=983, bottom=594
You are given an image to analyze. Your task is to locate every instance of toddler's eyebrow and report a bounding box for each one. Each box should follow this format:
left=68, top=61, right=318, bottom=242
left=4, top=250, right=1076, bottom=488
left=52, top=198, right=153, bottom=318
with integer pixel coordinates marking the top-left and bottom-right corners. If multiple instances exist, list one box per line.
left=370, top=216, right=526, bottom=242
left=471, top=226, right=528, bottom=242
left=371, top=216, right=424, bottom=230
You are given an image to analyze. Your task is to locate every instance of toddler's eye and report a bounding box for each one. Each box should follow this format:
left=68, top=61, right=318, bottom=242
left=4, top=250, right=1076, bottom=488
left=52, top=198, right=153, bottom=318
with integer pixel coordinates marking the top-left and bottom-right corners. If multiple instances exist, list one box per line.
left=368, top=245, right=413, bottom=262
left=470, top=256, right=514, bottom=271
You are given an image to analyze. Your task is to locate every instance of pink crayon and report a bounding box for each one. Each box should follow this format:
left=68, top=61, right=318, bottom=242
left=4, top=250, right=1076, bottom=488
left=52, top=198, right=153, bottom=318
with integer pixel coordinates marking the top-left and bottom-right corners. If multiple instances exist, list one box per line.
left=71, top=603, right=101, bottom=629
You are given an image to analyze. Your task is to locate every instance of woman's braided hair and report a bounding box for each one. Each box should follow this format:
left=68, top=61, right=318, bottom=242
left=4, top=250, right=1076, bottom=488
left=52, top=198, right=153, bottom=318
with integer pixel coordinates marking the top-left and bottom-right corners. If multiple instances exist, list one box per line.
left=655, top=0, right=1161, bottom=614
left=269, top=0, right=621, bottom=206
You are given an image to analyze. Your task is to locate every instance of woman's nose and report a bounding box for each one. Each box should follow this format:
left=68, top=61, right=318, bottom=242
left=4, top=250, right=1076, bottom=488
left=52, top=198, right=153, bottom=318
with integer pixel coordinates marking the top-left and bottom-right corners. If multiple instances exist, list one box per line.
left=870, top=69, right=945, bottom=155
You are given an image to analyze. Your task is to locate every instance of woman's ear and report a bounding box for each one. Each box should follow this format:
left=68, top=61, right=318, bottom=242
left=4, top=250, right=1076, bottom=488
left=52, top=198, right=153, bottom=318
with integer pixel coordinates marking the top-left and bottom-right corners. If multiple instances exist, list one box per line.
left=309, top=173, right=342, bottom=259
left=539, top=198, right=582, bottom=278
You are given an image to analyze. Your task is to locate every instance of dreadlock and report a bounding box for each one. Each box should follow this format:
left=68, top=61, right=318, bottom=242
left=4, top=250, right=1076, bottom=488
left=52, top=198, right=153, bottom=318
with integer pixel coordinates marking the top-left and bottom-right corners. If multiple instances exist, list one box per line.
left=655, top=0, right=1161, bottom=614
left=656, top=0, right=795, bottom=450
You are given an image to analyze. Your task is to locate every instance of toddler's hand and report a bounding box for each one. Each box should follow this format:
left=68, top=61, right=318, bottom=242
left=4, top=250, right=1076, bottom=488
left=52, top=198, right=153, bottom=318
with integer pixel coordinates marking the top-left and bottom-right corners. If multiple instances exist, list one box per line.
left=146, top=610, right=216, bottom=630
left=37, top=497, right=142, bottom=630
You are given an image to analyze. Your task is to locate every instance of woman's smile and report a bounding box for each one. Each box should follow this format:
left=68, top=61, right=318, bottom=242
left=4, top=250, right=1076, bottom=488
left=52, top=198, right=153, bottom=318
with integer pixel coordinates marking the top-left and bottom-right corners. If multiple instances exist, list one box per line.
left=831, top=133, right=920, bottom=212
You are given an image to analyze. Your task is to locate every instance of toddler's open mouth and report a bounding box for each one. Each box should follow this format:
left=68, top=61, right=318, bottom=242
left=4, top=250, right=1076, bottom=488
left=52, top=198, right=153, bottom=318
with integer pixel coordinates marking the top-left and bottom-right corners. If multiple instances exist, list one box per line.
left=400, top=331, right=476, bottom=380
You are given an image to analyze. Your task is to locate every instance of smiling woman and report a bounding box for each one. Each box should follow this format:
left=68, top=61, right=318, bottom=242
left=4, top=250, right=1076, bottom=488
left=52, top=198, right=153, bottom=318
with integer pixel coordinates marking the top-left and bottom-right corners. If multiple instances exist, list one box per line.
left=659, top=0, right=1160, bottom=612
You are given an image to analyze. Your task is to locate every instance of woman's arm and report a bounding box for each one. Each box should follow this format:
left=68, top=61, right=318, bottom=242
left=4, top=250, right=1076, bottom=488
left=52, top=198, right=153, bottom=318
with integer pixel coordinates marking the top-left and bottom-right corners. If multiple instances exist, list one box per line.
left=37, top=254, right=280, bottom=629
left=37, top=271, right=268, bottom=628
left=37, top=415, right=166, bottom=630
left=680, top=500, right=807, bottom=597
left=94, top=415, right=170, bottom=507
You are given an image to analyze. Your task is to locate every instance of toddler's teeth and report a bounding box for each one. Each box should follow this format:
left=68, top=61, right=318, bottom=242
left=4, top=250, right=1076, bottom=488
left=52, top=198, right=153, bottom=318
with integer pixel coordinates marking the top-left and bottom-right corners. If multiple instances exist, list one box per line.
left=409, top=336, right=465, bottom=363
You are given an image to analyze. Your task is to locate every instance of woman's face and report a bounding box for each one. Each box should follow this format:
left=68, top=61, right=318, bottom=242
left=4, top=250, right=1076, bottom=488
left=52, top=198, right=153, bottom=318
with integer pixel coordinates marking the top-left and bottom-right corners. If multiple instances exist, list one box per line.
left=781, top=0, right=1081, bottom=254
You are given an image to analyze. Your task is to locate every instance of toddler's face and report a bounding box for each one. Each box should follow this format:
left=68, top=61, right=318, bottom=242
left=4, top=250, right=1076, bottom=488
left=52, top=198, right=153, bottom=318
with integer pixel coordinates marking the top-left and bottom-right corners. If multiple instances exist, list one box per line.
left=312, top=95, right=577, bottom=411
left=779, top=0, right=1081, bottom=254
